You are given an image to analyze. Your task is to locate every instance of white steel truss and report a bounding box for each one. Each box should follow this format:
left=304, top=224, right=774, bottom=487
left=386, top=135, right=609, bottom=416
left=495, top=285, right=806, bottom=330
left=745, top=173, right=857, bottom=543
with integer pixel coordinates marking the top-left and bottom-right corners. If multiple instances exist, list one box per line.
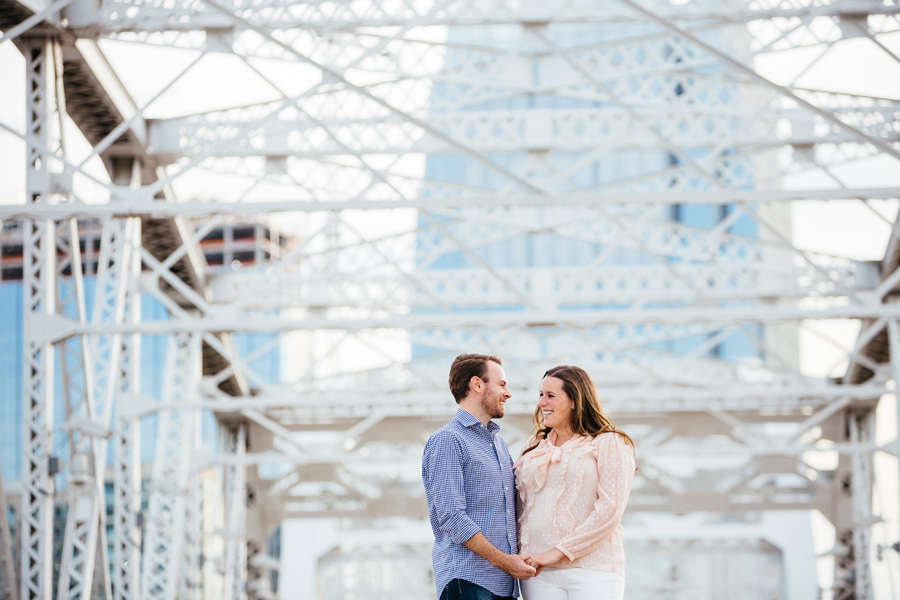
left=20, top=35, right=60, bottom=600
left=140, top=333, right=201, bottom=600
left=2, top=0, right=900, bottom=598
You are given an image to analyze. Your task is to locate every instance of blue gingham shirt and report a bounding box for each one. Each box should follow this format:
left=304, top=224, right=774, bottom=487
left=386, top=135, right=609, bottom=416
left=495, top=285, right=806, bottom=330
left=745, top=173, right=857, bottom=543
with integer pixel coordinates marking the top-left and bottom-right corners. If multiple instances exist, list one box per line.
left=422, top=408, right=519, bottom=598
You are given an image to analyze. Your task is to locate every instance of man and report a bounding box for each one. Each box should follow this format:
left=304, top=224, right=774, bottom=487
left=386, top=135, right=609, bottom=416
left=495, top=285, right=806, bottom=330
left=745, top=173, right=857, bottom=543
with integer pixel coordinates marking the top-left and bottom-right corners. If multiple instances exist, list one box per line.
left=422, top=353, right=537, bottom=600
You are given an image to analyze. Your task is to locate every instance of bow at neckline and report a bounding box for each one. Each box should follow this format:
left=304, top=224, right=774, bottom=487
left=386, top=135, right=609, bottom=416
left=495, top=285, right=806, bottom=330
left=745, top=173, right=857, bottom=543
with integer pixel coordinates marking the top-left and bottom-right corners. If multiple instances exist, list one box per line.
left=520, top=434, right=592, bottom=491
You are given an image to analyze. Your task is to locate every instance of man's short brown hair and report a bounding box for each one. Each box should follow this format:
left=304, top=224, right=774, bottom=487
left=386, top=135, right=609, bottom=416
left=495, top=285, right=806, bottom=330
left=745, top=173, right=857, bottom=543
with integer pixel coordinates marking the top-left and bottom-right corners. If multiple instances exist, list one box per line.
left=448, top=353, right=502, bottom=403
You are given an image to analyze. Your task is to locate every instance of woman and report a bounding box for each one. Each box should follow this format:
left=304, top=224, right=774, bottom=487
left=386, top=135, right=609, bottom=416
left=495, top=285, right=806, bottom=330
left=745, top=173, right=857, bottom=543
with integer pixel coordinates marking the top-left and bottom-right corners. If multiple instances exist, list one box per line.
left=515, top=365, right=635, bottom=600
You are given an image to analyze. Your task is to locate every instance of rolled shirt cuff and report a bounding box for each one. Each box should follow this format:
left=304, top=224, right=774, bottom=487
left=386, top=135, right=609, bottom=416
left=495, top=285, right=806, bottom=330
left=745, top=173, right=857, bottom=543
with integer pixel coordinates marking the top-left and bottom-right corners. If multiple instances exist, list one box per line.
left=445, top=512, right=482, bottom=545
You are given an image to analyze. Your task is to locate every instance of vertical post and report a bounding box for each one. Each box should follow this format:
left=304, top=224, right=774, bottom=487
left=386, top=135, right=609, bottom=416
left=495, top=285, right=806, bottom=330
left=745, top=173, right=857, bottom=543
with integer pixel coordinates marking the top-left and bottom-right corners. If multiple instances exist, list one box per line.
left=0, top=459, right=19, bottom=600
left=56, top=220, right=105, bottom=600
left=104, top=160, right=143, bottom=600
left=140, top=333, right=200, bottom=600
left=221, top=423, right=247, bottom=600
left=180, top=366, right=202, bottom=600
left=888, top=318, right=900, bottom=519
left=179, top=472, right=201, bottom=600
left=112, top=214, right=142, bottom=600
left=848, top=411, right=875, bottom=600
left=21, top=35, right=59, bottom=600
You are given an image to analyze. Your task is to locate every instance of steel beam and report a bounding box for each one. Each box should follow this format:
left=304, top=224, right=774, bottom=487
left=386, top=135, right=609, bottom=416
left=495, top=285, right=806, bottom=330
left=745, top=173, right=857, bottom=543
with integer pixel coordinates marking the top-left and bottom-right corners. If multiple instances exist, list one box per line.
left=28, top=301, right=900, bottom=343
left=145, top=107, right=892, bottom=160
left=0, top=188, right=896, bottom=220
left=0, top=0, right=75, bottom=46
left=84, top=0, right=900, bottom=31
left=847, top=411, right=876, bottom=600
left=110, top=217, right=142, bottom=600
left=123, top=383, right=888, bottom=421
left=220, top=422, right=247, bottom=600
left=140, top=334, right=201, bottom=600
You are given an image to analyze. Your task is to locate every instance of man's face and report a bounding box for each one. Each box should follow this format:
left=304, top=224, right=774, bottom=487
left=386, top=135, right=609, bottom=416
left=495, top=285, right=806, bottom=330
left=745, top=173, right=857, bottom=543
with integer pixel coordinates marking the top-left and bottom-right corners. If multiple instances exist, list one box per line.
left=480, top=361, right=511, bottom=419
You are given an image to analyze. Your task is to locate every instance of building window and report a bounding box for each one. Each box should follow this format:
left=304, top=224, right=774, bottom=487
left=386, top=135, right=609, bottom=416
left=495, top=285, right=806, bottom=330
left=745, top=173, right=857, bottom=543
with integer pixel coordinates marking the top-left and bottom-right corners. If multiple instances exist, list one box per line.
left=233, top=226, right=255, bottom=240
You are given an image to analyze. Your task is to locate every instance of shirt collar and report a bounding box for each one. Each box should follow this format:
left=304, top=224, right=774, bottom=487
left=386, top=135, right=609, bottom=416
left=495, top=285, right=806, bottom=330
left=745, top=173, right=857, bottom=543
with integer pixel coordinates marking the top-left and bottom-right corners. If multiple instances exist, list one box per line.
left=455, top=408, right=501, bottom=433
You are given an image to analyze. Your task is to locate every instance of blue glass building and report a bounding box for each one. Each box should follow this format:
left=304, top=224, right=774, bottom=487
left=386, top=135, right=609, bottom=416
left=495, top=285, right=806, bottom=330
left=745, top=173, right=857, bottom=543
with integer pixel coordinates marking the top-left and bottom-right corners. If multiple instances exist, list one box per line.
left=416, top=22, right=763, bottom=364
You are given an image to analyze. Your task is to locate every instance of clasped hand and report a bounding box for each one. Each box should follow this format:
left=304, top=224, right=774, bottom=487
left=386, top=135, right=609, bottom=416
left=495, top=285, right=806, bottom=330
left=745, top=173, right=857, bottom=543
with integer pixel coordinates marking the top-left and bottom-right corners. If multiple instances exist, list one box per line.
left=503, top=547, right=564, bottom=579
left=523, top=547, right=566, bottom=572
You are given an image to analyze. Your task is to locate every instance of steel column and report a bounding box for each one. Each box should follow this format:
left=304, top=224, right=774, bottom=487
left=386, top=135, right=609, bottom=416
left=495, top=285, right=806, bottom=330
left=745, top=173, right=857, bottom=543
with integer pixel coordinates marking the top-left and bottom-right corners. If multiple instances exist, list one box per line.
left=56, top=217, right=108, bottom=600
left=848, top=411, right=876, bottom=600
left=140, top=333, right=201, bottom=600
left=112, top=216, right=143, bottom=600
left=221, top=423, right=247, bottom=600
left=21, top=35, right=60, bottom=600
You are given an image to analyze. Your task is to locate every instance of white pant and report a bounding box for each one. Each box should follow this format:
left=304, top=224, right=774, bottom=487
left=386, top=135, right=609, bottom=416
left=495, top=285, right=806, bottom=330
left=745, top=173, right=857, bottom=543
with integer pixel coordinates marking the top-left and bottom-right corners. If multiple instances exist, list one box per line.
left=520, top=567, right=625, bottom=600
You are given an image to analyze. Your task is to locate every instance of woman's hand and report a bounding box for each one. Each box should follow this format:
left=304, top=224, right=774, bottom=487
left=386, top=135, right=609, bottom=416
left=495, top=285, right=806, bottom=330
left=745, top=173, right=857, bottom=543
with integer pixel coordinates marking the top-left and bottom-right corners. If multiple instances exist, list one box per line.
left=525, top=547, right=567, bottom=572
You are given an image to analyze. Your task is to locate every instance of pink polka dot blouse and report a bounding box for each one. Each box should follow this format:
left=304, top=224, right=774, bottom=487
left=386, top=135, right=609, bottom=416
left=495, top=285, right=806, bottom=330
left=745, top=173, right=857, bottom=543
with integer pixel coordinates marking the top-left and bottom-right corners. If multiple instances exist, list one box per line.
left=514, top=430, right=635, bottom=578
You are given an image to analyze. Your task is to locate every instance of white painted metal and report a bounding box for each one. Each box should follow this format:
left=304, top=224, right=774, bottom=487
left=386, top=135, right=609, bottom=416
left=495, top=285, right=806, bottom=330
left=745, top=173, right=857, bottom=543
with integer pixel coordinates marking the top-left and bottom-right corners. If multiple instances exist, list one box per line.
left=120, top=0, right=900, bottom=27
left=220, top=423, right=247, bottom=600
left=848, top=412, right=876, bottom=600
left=57, top=211, right=141, bottom=598
left=111, top=216, right=142, bottom=600
left=1, top=188, right=898, bottom=220
left=21, top=35, right=59, bottom=600
left=179, top=454, right=201, bottom=600
left=140, top=334, right=201, bottom=600
left=55, top=218, right=107, bottom=600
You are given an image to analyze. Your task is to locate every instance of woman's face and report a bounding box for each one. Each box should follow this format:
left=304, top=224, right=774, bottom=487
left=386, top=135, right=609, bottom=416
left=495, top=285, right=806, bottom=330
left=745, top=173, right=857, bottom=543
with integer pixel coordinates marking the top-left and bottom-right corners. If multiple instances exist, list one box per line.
left=538, top=376, right=575, bottom=431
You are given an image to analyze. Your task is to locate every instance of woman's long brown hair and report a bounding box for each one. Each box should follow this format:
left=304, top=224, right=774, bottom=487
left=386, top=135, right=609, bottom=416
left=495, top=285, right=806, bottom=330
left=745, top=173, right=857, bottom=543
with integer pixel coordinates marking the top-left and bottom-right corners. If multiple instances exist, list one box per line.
left=521, top=365, right=635, bottom=456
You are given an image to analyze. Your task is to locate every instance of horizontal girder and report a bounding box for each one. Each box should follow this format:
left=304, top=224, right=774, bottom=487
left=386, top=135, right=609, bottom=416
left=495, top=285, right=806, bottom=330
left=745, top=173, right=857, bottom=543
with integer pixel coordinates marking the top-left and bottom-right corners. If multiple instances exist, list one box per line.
left=145, top=105, right=899, bottom=160
left=81, top=0, right=900, bottom=32
left=0, top=187, right=897, bottom=219
left=127, top=383, right=885, bottom=420
left=27, top=300, right=900, bottom=343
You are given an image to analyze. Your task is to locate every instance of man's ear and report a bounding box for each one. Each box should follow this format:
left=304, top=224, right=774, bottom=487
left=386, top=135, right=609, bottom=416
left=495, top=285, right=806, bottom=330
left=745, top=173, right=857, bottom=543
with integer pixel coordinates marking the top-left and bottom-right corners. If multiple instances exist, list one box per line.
left=470, top=376, right=483, bottom=394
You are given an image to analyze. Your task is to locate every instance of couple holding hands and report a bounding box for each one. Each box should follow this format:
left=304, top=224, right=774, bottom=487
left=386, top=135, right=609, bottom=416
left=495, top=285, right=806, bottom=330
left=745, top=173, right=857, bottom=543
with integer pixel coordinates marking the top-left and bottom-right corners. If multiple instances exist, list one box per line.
left=422, top=354, right=636, bottom=600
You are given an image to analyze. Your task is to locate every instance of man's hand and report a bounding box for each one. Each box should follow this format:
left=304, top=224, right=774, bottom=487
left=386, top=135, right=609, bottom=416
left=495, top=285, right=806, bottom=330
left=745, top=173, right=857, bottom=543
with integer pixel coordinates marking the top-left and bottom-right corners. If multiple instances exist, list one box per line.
left=462, top=533, right=537, bottom=579
left=497, top=553, right=537, bottom=579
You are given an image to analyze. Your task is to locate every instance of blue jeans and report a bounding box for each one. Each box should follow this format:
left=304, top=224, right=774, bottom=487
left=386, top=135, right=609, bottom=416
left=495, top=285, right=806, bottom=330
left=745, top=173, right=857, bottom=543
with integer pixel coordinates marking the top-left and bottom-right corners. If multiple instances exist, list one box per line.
left=440, top=579, right=515, bottom=600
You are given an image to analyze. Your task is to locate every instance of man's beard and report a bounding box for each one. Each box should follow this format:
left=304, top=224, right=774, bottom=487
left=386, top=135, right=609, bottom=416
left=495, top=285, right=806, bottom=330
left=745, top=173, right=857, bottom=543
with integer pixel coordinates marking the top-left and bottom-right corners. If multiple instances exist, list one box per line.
left=482, top=392, right=505, bottom=419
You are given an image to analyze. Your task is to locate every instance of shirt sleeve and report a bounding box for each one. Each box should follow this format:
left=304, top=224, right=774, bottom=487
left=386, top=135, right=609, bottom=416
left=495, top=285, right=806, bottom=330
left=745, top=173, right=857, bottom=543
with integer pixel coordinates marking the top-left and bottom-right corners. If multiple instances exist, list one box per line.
left=422, top=431, right=481, bottom=545
left=554, top=432, right=635, bottom=561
